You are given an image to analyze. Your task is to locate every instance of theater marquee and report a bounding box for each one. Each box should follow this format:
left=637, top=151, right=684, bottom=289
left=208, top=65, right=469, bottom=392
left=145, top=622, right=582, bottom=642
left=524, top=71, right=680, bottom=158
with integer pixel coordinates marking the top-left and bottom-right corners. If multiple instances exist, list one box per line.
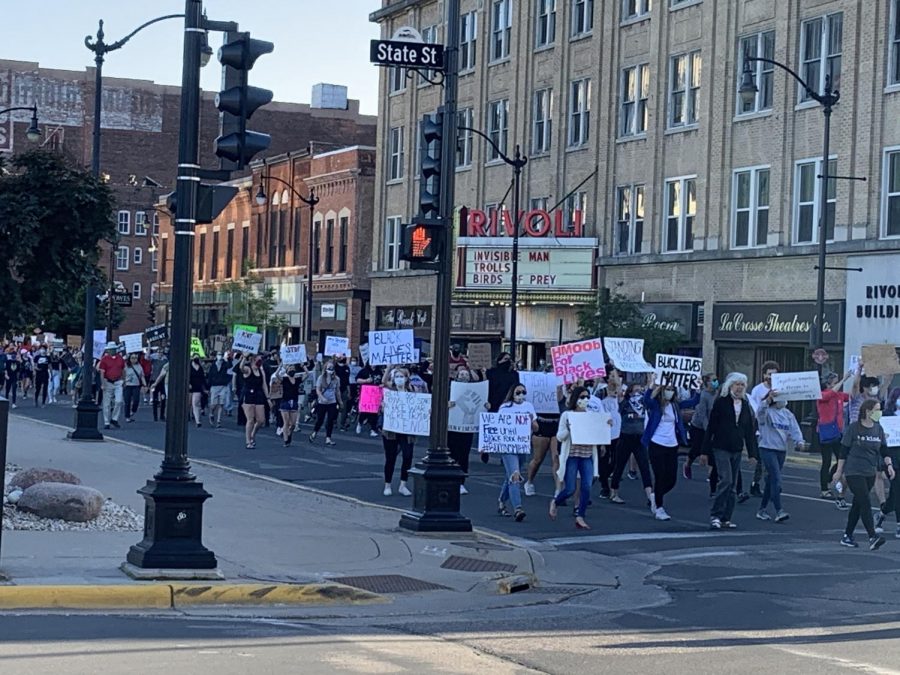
left=456, top=238, right=596, bottom=291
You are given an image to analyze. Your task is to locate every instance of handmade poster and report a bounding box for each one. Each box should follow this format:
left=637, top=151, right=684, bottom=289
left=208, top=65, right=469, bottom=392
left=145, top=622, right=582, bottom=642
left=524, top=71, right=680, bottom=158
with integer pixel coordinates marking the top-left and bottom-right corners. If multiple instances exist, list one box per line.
left=369, top=329, right=415, bottom=366
left=359, top=343, right=370, bottom=365
left=770, top=372, right=822, bottom=401
left=190, top=337, right=206, bottom=358
left=550, top=338, right=606, bottom=384
left=604, top=338, right=655, bottom=372
left=478, top=411, right=532, bottom=454
left=880, top=416, right=900, bottom=447
left=359, top=384, right=384, bottom=413
left=466, top=343, right=492, bottom=371
left=861, top=344, right=900, bottom=378
left=382, top=390, right=431, bottom=436
left=119, top=333, right=143, bottom=354
left=568, top=411, right=612, bottom=446
left=280, top=343, right=308, bottom=365
left=66, top=335, right=82, bottom=349
left=517, top=371, right=560, bottom=414
left=92, top=330, right=107, bottom=360
left=61, top=352, right=78, bottom=370
left=849, top=354, right=861, bottom=375
left=655, top=354, right=703, bottom=390
left=233, top=324, right=258, bottom=335
left=324, top=335, right=350, bottom=357
left=232, top=329, right=262, bottom=355
left=145, top=324, right=168, bottom=344
left=448, top=381, right=489, bottom=433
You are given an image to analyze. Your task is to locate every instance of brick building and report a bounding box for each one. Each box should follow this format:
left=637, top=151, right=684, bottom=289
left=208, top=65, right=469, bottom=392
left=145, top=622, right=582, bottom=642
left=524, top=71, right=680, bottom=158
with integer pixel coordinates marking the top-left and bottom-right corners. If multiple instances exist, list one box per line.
left=0, top=59, right=375, bottom=335
left=369, top=0, right=900, bottom=377
left=156, top=145, right=376, bottom=355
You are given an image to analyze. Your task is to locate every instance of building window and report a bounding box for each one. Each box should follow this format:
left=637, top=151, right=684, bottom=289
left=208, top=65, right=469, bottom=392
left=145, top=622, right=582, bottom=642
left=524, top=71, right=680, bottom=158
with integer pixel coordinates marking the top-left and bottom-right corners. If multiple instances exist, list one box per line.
left=325, top=218, right=334, bottom=273
left=268, top=209, right=278, bottom=267
left=615, top=185, right=644, bottom=255
left=460, top=11, right=477, bottom=71
left=663, top=177, right=696, bottom=252
left=384, top=216, right=402, bottom=271
left=210, top=230, right=219, bottom=279
left=226, top=226, right=234, bottom=278
left=133, top=247, right=143, bottom=265
left=670, top=0, right=697, bottom=6
left=800, top=13, right=842, bottom=102
left=388, top=66, right=406, bottom=94
left=151, top=250, right=158, bottom=273
left=255, top=213, right=264, bottom=265
left=116, top=245, right=129, bottom=271
left=152, top=211, right=159, bottom=236
left=530, top=197, right=550, bottom=211
left=491, top=0, right=511, bottom=61
left=420, top=25, right=438, bottom=82
left=732, top=167, right=770, bottom=249
left=161, top=238, right=168, bottom=282
left=669, top=51, right=701, bottom=128
left=388, top=126, right=405, bottom=181
left=242, top=222, right=250, bottom=274
left=620, top=64, right=649, bottom=137
left=566, top=191, right=588, bottom=230
left=568, top=78, right=591, bottom=148
left=884, top=149, right=900, bottom=237
left=531, top=88, right=553, bottom=154
left=117, top=210, right=130, bottom=235
left=132, top=282, right=141, bottom=300
left=134, top=211, right=147, bottom=236
left=313, top=220, right=321, bottom=274
left=487, top=99, right=509, bottom=161
left=339, top=216, right=348, bottom=272
left=891, top=0, right=900, bottom=86
left=457, top=108, right=473, bottom=167
left=536, top=0, right=556, bottom=48
left=571, top=0, right=593, bottom=37
left=794, top=158, right=836, bottom=244
left=622, top=0, right=651, bottom=21
left=197, top=232, right=206, bottom=279
left=738, top=31, right=775, bottom=114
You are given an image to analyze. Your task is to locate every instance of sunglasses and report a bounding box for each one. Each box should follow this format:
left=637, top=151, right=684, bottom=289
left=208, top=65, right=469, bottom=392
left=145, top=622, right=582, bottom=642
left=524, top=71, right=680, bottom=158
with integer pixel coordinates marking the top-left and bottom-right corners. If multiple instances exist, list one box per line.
left=578, top=395, right=590, bottom=400
left=515, top=390, right=527, bottom=395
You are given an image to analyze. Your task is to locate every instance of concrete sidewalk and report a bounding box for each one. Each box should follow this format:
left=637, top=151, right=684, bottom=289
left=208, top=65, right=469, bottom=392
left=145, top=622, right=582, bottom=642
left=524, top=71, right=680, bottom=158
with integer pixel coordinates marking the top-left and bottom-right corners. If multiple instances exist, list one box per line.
left=0, top=416, right=619, bottom=611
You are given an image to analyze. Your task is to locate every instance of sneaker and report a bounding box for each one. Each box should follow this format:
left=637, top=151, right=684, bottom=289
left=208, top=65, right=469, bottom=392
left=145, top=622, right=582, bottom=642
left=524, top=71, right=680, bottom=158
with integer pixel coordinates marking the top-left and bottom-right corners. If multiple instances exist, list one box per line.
left=756, top=509, right=771, bottom=521
left=481, top=453, right=490, bottom=464
left=774, top=510, right=790, bottom=523
left=325, top=437, right=335, bottom=446
left=514, top=508, right=526, bottom=522
left=835, top=498, right=850, bottom=510
left=398, top=483, right=412, bottom=496
left=356, top=423, right=362, bottom=434
left=869, top=536, right=886, bottom=551
left=104, top=423, right=111, bottom=430
left=723, top=521, right=738, bottom=529
left=627, top=470, right=638, bottom=481
left=710, top=518, right=722, bottom=530
left=820, top=490, right=834, bottom=500
left=10, top=404, right=15, bottom=409
left=110, top=420, right=120, bottom=429
left=126, top=417, right=134, bottom=423
left=599, top=489, right=611, bottom=500
left=383, top=485, right=393, bottom=496
left=749, top=482, right=762, bottom=497
left=683, top=463, right=693, bottom=480
left=737, top=492, right=750, bottom=504
left=524, top=481, right=536, bottom=497
left=840, top=534, right=859, bottom=548
left=459, top=485, right=468, bottom=495
left=875, top=512, right=886, bottom=534
left=654, top=507, right=671, bottom=521
left=308, top=432, right=317, bottom=443
left=370, top=430, right=379, bottom=437
left=276, top=427, right=283, bottom=437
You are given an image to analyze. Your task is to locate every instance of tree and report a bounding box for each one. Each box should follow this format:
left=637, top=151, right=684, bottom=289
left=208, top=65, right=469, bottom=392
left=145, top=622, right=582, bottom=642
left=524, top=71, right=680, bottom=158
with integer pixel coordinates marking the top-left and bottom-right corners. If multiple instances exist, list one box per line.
left=221, top=264, right=289, bottom=338
left=0, top=150, right=115, bottom=334
left=577, top=289, right=684, bottom=361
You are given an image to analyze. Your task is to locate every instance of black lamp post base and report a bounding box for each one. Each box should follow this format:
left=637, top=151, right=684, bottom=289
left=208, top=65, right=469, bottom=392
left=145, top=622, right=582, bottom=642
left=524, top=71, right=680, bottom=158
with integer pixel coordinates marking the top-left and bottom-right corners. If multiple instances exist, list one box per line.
left=68, top=401, right=103, bottom=442
left=399, top=460, right=472, bottom=533
left=126, top=478, right=217, bottom=570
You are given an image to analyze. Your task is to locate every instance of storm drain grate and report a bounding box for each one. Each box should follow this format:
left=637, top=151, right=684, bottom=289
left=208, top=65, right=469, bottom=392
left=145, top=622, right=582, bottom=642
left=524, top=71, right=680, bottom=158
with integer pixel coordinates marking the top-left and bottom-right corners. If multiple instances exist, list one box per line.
left=440, top=555, right=517, bottom=573
left=330, top=574, right=449, bottom=594
left=451, top=541, right=514, bottom=552
left=525, top=585, right=595, bottom=595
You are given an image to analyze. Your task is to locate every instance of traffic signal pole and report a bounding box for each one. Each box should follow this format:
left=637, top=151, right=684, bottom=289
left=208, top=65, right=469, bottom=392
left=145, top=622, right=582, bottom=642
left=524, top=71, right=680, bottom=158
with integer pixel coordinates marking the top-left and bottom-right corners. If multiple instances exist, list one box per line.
left=400, top=0, right=471, bottom=533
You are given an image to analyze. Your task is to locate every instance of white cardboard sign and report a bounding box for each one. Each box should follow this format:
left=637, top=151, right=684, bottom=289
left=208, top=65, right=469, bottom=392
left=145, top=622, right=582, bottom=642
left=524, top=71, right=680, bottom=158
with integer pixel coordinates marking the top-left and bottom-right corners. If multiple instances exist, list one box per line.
left=655, top=354, right=703, bottom=390
left=604, top=338, right=655, bottom=373
left=119, top=333, right=143, bottom=354
left=369, top=329, right=415, bottom=366
left=517, top=371, right=560, bottom=414
left=770, top=371, right=823, bottom=401
left=382, top=390, right=432, bottom=436
left=280, top=343, right=307, bottom=365
left=478, top=411, right=533, bottom=454
left=92, top=330, right=107, bottom=360
left=232, top=329, right=262, bottom=355
left=448, top=381, right=489, bottom=433
left=324, top=335, right=350, bottom=357
left=880, top=416, right=900, bottom=447
left=568, top=412, right=612, bottom=446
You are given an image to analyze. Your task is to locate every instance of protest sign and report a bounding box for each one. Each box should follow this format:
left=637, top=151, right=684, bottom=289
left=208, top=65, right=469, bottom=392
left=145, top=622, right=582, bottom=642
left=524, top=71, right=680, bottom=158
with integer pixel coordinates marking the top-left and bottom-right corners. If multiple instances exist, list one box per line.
left=324, top=335, right=350, bottom=357
left=655, top=354, right=703, bottom=390
left=467, top=343, right=492, bottom=371
left=448, top=381, right=489, bottom=433
left=61, top=352, right=78, bottom=370
left=233, top=324, right=257, bottom=335
left=517, top=371, right=560, bottom=414
left=359, top=343, right=370, bottom=365
left=66, top=335, right=82, bottom=349
left=190, top=337, right=206, bottom=358
left=568, top=412, right=612, bottom=446
left=861, top=344, right=900, bottom=378
left=881, top=416, right=900, bottom=447
left=550, top=338, right=606, bottom=384
left=144, top=324, right=168, bottom=344
left=382, top=390, right=431, bottom=436
left=232, top=328, right=262, bottom=355
left=119, top=333, right=143, bottom=354
left=92, top=330, right=107, bottom=360
left=369, top=329, right=415, bottom=366
left=604, top=338, right=655, bottom=372
left=280, top=343, right=307, bottom=365
left=849, top=354, right=861, bottom=375
left=478, top=411, right=533, bottom=454
left=770, top=371, right=822, bottom=401
left=359, top=384, right=384, bottom=413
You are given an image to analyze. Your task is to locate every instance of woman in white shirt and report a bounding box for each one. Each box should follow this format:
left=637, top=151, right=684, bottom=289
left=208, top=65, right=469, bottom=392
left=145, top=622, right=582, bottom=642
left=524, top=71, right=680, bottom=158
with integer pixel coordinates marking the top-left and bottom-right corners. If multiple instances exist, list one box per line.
left=495, top=384, right=538, bottom=522
left=550, top=386, right=600, bottom=530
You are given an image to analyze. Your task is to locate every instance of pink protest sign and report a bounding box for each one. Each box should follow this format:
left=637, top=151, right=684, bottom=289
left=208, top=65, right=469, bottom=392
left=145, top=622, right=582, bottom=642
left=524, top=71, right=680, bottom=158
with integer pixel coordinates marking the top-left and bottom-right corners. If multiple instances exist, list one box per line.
left=359, top=385, right=384, bottom=413
left=550, top=338, right=606, bottom=384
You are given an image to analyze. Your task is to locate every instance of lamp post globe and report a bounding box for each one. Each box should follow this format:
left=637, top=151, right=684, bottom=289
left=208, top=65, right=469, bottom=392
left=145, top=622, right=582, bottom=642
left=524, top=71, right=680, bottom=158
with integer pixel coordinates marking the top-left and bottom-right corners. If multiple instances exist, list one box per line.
left=738, top=61, right=758, bottom=109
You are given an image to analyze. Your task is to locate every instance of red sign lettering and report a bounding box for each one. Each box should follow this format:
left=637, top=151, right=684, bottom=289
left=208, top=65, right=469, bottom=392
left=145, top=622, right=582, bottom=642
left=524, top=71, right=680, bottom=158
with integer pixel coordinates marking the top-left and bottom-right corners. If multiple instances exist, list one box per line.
left=465, top=208, right=584, bottom=237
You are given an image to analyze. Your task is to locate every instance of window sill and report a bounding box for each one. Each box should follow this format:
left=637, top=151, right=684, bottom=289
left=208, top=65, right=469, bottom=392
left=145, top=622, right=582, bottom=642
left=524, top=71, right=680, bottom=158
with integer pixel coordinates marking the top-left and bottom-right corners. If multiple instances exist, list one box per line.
left=455, top=165, right=472, bottom=173
left=620, top=14, right=651, bottom=27
left=569, top=32, right=593, bottom=44
left=731, top=244, right=769, bottom=251
left=534, top=44, right=555, bottom=54
left=134, top=232, right=148, bottom=237
left=664, top=124, right=699, bottom=136
left=660, top=249, right=691, bottom=255
left=565, top=143, right=591, bottom=153
left=385, top=178, right=405, bottom=186
left=459, top=68, right=475, bottom=78
left=885, top=83, right=900, bottom=95
left=484, top=159, right=509, bottom=167
left=616, top=133, right=648, bottom=144
left=733, top=110, right=773, bottom=123
left=388, top=89, right=406, bottom=97
left=488, top=56, right=511, bottom=67
left=669, top=0, right=702, bottom=11
left=529, top=151, right=551, bottom=159
left=794, top=100, right=820, bottom=112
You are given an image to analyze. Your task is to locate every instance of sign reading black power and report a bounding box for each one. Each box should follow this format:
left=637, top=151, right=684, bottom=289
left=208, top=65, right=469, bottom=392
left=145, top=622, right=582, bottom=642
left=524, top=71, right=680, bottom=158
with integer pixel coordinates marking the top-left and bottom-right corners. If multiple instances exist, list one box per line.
left=370, top=27, right=444, bottom=69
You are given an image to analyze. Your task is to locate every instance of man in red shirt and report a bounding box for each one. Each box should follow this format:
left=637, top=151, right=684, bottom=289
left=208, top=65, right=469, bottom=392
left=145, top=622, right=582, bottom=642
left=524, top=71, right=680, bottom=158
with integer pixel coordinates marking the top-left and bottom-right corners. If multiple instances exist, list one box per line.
left=98, top=342, right=126, bottom=429
left=816, top=370, right=853, bottom=502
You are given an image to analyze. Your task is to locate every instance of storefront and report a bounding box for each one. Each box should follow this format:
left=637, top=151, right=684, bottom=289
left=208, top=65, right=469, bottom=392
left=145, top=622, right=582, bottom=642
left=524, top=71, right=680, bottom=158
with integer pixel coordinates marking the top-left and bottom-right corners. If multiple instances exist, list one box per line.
left=639, top=302, right=702, bottom=356
left=375, top=304, right=432, bottom=356
left=844, top=253, right=900, bottom=375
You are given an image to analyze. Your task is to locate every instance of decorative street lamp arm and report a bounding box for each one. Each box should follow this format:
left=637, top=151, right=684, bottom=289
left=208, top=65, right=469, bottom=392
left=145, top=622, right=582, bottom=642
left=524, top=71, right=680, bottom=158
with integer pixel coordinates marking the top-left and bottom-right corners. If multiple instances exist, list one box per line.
left=260, top=173, right=319, bottom=206
left=744, top=55, right=840, bottom=106
left=0, top=105, right=37, bottom=116
left=85, top=14, right=185, bottom=56
left=458, top=126, right=527, bottom=168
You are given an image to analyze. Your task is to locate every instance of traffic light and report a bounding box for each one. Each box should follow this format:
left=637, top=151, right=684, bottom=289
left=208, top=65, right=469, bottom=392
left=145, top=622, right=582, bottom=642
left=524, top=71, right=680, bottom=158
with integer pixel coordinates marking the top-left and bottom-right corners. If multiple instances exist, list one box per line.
left=147, top=300, right=157, bottom=324
left=418, top=111, right=443, bottom=220
left=214, top=31, right=274, bottom=170
left=400, top=219, right=443, bottom=269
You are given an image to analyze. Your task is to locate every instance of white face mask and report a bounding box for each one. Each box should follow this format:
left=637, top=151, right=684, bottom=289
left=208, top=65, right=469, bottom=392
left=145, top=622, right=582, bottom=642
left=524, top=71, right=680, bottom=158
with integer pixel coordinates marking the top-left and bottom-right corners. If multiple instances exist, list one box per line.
left=394, top=376, right=407, bottom=387
left=869, top=387, right=880, bottom=397
left=576, top=398, right=589, bottom=410
left=513, top=394, right=525, bottom=403
left=663, top=390, right=675, bottom=401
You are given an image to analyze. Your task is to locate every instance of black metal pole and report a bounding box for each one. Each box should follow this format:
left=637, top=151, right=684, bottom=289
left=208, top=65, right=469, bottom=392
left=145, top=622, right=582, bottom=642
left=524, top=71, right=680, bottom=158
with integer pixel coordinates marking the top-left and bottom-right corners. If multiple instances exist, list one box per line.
left=814, top=80, right=833, bottom=351
left=306, top=191, right=317, bottom=343
left=509, top=145, right=523, bottom=361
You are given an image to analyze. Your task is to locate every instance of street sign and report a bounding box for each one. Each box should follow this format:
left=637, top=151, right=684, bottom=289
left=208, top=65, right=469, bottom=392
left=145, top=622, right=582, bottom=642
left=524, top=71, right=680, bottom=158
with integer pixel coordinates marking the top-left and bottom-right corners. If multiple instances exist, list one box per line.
left=370, top=26, right=444, bottom=69
left=112, top=290, right=133, bottom=307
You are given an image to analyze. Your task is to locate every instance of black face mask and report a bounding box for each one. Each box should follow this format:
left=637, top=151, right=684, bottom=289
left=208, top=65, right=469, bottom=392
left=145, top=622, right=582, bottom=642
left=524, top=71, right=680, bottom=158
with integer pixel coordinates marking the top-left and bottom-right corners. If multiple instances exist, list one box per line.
left=498, top=361, right=511, bottom=370
left=451, top=349, right=460, bottom=357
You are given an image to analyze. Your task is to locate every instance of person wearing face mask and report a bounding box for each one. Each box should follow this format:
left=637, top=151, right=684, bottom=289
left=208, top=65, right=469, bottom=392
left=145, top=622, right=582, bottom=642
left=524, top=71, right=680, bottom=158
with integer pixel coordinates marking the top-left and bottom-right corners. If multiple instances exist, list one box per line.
left=746, top=361, right=780, bottom=497
left=447, top=367, right=485, bottom=495
left=311, top=359, right=342, bottom=446
left=494, top=383, right=538, bottom=521
left=122, top=353, right=147, bottom=423
left=279, top=365, right=302, bottom=447
left=448, top=344, right=470, bottom=379
left=188, top=353, right=207, bottom=428
left=381, top=368, right=415, bottom=497
left=239, top=355, right=268, bottom=449
left=816, top=370, right=853, bottom=504
left=609, top=382, right=654, bottom=507
left=756, top=390, right=806, bottom=523
left=550, top=386, right=599, bottom=529
left=684, top=374, right=718, bottom=480
left=703, top=372, right=758, bottom=530
left=206, top=352, right=232, bottom=428
left=355, top=361, right=382, bottom=437
left=833, top=399, right=893, bottom=550
left=32, top=346, right=50, bottom=407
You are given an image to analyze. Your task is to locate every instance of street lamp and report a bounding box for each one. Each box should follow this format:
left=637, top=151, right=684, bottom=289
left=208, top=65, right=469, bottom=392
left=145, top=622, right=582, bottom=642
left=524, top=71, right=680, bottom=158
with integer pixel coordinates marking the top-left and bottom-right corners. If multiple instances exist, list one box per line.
left=255, top=174, right=319, bottom=342
left=458, top=126, right=527, bottom=360
left=739, top=55, right=839, bottom=352
left=0, top=105, right=41, bottom=143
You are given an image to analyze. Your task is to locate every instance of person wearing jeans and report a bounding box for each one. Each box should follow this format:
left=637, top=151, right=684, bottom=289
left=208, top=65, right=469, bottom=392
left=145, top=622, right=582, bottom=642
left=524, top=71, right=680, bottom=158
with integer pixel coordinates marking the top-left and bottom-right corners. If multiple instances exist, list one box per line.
left=495, top=384, right=537, bottom=522
left=755, top=392, right=806, bottom=523
left=122, top=353, right=146, bottom=422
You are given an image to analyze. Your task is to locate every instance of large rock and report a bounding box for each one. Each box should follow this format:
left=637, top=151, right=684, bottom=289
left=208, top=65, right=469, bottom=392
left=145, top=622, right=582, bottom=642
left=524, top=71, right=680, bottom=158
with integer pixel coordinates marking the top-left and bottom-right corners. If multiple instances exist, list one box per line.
left=10, top=467, right=81, bottom=491
left=17, top=482, right=103, bottom=522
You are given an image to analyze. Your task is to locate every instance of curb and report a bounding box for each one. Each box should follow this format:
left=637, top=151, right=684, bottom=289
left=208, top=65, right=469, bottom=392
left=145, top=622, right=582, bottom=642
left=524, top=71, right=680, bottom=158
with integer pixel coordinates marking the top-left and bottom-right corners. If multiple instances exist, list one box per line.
left=0, top=583, right=384, bottom=610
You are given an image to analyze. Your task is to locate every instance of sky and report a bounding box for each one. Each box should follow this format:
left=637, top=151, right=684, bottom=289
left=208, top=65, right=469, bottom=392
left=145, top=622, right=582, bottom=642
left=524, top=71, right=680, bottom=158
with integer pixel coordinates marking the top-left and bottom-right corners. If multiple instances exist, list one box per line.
left=5, top=0, right=382, bottom=115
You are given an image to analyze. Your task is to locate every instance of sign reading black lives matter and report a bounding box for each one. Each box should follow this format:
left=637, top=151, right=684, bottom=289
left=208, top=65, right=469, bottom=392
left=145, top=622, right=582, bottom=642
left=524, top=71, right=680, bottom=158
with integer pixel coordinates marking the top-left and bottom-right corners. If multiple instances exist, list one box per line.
left=655, top=354, right=703, bottom=390
left=370, top=27, right=444, bottom=69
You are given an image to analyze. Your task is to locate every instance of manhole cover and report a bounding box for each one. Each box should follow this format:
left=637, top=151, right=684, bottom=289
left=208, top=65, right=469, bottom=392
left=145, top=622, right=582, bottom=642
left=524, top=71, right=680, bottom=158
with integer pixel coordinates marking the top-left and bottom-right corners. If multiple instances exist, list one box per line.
left=440, top=555, right=517, bottom=573
left=330, top=575, right=448, bottom=594
left=451, top=541, right=514, bottom=552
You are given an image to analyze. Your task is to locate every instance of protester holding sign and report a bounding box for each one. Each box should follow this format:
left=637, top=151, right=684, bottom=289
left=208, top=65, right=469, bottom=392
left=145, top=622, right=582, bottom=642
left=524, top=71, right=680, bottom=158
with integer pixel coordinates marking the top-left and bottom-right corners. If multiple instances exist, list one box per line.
left=381, top=368, right=415, bottom=497
left=610, top=382, right=654, bottom=507
left=279, top=364, right=303, bottom=447
left=550, top=386, right=600, bottom=530
left=816, top=371, right=853, bottom=502
left=523, top=367, right=564, bottom=499
left=447, top=367, right=487, bottom=494
left=755, top=391, right=806, bottom=524
left=355, top=363, right=383, bottom=437
left=311, top=359, right=343, bottom=447
left=494, top=384, right=538, bottom=522
left=238, top=355, right=268, bottom=450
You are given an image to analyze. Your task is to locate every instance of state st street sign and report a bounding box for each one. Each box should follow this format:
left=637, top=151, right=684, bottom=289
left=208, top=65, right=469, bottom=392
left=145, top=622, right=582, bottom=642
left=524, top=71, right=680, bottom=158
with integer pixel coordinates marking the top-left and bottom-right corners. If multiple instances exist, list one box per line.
left=370, top=27, right=444, bottom=69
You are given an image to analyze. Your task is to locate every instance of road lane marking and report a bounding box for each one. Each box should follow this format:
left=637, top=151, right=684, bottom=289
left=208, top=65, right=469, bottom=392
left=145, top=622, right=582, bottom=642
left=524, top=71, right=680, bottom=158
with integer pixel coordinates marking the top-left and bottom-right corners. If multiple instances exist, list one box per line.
left=544, top=531, right=771, bottom=546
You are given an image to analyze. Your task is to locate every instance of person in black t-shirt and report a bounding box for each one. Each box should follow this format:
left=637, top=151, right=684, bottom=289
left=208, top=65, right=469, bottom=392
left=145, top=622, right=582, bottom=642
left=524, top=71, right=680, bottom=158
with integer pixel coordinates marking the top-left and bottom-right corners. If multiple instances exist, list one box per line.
left=33, top=346, right=50, bottom=407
